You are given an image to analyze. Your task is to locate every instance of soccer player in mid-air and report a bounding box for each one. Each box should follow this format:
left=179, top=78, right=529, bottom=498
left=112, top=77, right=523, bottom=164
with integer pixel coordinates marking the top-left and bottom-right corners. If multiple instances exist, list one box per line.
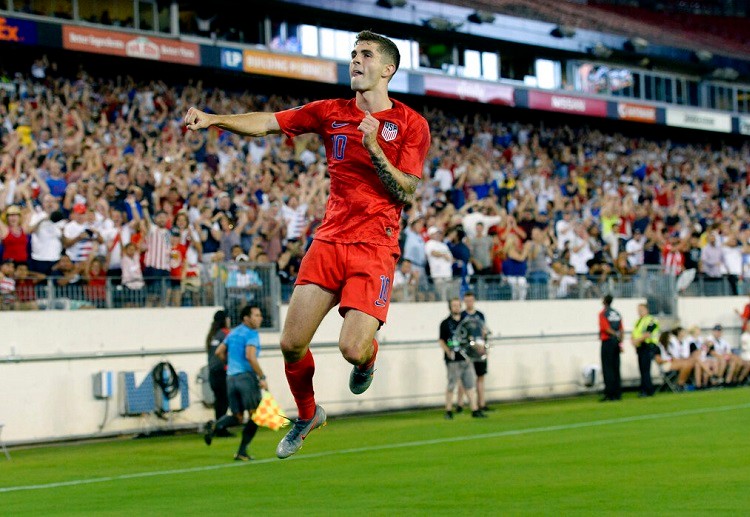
left=185, top=30, right=431, bottom=458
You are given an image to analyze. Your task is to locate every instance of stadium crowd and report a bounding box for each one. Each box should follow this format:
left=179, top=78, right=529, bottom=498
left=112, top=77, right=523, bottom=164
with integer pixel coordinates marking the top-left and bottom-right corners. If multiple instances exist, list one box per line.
left=1, top=57, right=750, bottom=311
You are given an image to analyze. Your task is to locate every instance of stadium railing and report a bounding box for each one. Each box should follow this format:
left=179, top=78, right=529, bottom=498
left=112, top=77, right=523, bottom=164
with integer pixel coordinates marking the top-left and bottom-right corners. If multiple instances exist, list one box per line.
left=13, top=262, right=281, bottom=329
left=391, top=266, right=745, bottom=310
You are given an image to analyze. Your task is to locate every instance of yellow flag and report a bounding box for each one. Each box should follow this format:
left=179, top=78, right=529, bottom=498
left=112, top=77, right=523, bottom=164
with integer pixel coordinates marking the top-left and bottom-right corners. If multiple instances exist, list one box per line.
left=251, top=390, right=289, bottom=431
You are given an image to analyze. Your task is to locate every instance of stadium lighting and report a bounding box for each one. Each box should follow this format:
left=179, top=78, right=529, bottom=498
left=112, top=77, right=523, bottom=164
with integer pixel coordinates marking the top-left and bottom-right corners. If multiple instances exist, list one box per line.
left=467, top=10, right=496, bottom=24
left=423, top=17, right=462, bottom=31
left=550, top=25, right=576, bottom=38
left=376, top=0, right=407, bottom=7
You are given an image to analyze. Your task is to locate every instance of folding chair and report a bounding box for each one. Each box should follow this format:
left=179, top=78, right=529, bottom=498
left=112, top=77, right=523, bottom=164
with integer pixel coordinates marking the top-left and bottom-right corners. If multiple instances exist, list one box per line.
left=658, top=365, right=681, bottom=393
left=0, top=422, right=10, bottom=460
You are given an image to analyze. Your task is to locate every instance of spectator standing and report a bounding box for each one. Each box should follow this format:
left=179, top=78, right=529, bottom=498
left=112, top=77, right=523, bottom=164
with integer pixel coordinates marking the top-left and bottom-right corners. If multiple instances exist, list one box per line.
left=527, top=227, right=551, bottom=299
left=0, top=205, right=29, bottom=264
left=27, top=195, right=64, bottom=275
left=13, top=262, right=44, bottom=310
left=63, top=204, right=102, bottom=264
left=502, top=232, right=529, bottom=300
left=142, top=210, right=172, bottom=305
left=625, top=227, right=646, bottom=269
left=0, top=259, right=16, bottom=310
left=721, top=235, right=743, bottom=296
left=446, top=226, right=471, bottom=296
left=701, top=232, right=725, bottom=294
left=468, top=222, right=494, bottom=276
left=391, top=258, right=419, bottom=302
left=599, top=294, right=623, bottom=401
left=120, top=242, right=145, bottom=306
left=101, top=209, right=132, bottom=282
left=424, top=226, right=454, bottom=300
left=402, top=215, right=428, bottom=289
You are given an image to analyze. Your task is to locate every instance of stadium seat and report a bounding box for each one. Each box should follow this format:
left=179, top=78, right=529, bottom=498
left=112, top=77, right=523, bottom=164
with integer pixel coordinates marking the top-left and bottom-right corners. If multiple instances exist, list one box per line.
left=0, top=422, right=10, bottom=460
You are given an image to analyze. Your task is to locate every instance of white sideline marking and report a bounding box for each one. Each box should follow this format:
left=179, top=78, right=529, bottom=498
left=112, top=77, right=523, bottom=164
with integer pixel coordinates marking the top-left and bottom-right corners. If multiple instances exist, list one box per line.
left=2, top=403, right=748, bottom=494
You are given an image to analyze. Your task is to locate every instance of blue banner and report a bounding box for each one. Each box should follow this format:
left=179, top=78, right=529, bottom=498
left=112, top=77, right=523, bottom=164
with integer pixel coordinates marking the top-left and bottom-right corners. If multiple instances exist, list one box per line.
left=0, top=16, right=38, bottom=45
left=220, top=48, right=243, bottom=70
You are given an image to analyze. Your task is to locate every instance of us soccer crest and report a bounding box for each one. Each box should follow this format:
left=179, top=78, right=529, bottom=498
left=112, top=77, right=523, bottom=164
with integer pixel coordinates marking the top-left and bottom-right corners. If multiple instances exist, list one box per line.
left=381, top=121, right=398, bottom=141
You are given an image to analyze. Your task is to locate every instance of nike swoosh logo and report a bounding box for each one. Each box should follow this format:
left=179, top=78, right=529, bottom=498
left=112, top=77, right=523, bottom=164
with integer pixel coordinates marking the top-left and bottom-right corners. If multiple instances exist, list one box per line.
left=301, top=415, right=319, bottom=439
left=332, top=122, right=349, bottom=128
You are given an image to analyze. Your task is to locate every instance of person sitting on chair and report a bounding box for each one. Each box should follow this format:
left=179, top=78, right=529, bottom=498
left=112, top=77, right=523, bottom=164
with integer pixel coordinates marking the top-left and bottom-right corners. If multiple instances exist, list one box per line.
left=654, top=329, right=696, bottom=391
left=669, top=327, right=704, bottom=389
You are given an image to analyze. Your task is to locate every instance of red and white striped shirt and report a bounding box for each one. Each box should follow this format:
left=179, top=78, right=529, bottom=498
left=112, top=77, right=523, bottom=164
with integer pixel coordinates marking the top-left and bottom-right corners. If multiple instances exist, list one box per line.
left=144, top=226, right=171, bottom=270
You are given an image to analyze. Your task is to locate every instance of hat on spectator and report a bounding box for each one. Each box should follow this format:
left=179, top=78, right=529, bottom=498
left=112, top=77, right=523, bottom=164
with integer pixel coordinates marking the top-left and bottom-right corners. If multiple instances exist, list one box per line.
left=72, top=204, right=87, bottom=214
left=427, top=226, right=442, bottom=237
left=235, top=254, right=249, bottom=262
left=409, top=214, right=425, bottom=226
left=5, top=205, right=21, bottom=216
left=217, top=192, right=229, bottom=198
left=713, top=324, right=723, bottom=331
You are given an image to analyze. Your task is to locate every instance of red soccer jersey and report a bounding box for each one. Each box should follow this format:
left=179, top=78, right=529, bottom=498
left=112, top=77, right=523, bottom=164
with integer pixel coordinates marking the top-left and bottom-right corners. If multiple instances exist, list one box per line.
left=169, top=243, right=188, bottom=279
left=275, top=98, right=430, bottom=247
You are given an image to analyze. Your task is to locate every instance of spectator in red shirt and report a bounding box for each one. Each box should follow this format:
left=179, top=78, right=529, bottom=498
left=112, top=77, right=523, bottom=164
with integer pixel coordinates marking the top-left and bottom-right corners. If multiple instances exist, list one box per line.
left=13, top=262, right=45, bottom=310
left=0, top=205, right=30, bottom=264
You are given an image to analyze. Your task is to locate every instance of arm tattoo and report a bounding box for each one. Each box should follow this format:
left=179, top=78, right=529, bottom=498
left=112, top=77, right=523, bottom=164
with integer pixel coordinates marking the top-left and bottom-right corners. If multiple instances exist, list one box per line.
left=370, top=150, right=417, bottom=204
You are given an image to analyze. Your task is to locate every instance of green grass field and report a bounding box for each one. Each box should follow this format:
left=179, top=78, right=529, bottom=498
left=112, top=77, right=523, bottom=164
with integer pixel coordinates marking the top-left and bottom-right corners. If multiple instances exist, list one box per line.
left=2, top=389, right=749, bottom=516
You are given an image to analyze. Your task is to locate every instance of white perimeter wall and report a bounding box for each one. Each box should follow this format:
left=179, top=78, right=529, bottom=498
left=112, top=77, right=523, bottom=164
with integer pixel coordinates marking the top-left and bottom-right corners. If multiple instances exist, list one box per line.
left=0, top=296, right=745, bottom=444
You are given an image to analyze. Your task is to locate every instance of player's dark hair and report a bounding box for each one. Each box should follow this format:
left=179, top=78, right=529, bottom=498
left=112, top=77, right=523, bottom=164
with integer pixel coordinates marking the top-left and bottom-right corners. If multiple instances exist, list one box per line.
left=603, top=294, right=613, bottom=306
left=356, top=30, right=400, bottom=74
left=206, top=309, right=227, bottom=352
left=240, top=304, right=261, bottom=320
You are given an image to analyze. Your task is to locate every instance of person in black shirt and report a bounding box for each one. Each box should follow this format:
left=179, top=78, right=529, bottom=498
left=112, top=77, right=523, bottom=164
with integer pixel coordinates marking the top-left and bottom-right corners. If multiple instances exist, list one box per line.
left=461, top=291, right=491, bottom=411
left=598, top=295, right=623, bottom=401
left=439, top=297, right=486, bottom=419
left=206, top=309, right=232, bottom=435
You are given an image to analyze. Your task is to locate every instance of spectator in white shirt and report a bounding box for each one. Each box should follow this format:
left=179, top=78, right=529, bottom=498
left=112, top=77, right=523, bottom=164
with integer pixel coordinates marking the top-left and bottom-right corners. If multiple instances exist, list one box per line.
left=555, top=210, right=576, bottom=252
left=63, top=204, right=102, bottom=263
left=28, top=194, right=64, bottom=274
left=625, top=228, right=646, bottom=269
left=432, top=158, right=454, bottom=193
left=424, top=226, right=455, bottom=301
left=721, top=234, right=743, bottom=296
left=392, top=259, right=419, bottom=302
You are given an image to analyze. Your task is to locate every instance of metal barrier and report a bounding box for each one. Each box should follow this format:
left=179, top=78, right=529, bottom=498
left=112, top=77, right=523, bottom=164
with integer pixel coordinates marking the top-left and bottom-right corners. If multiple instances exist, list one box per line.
left=392, top=266, right=744, bottom=317
left=7, top=262, right=281, bottom=330
left=4, top=260, right=746, bottom=329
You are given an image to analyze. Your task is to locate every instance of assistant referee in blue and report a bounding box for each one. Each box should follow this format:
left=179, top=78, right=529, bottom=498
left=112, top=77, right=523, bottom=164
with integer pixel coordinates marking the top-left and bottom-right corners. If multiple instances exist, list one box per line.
left=204, top=305, right=268, bottom=461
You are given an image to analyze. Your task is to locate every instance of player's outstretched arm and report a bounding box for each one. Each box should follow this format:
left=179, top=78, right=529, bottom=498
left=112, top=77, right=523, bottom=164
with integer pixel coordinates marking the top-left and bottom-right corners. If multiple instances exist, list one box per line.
left=358, top=111, right=419, bottom=204
left=184, top=107, right=282, bottom=137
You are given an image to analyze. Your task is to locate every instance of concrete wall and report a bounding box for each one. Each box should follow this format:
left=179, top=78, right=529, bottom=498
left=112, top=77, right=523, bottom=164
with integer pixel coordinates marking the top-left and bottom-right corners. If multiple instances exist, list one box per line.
left=1, top=296, right=744, bottom=444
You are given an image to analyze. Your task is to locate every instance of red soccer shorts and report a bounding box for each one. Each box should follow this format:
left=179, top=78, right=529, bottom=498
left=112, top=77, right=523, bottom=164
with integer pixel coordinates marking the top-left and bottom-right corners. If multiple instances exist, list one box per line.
left=295, top=239, right=401, bottom=324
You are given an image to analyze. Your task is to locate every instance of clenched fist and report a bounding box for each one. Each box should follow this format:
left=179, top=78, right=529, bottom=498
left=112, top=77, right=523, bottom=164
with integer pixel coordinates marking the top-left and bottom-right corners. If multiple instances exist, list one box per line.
left=357, top=110, right=380, bottom=150
left=184, top=107, right=214, bottom=131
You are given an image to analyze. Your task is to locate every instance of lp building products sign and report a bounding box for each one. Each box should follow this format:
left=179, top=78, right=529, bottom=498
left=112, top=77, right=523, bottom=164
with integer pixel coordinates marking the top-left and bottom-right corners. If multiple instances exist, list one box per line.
left=63, top=25, right=200, bottom=66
